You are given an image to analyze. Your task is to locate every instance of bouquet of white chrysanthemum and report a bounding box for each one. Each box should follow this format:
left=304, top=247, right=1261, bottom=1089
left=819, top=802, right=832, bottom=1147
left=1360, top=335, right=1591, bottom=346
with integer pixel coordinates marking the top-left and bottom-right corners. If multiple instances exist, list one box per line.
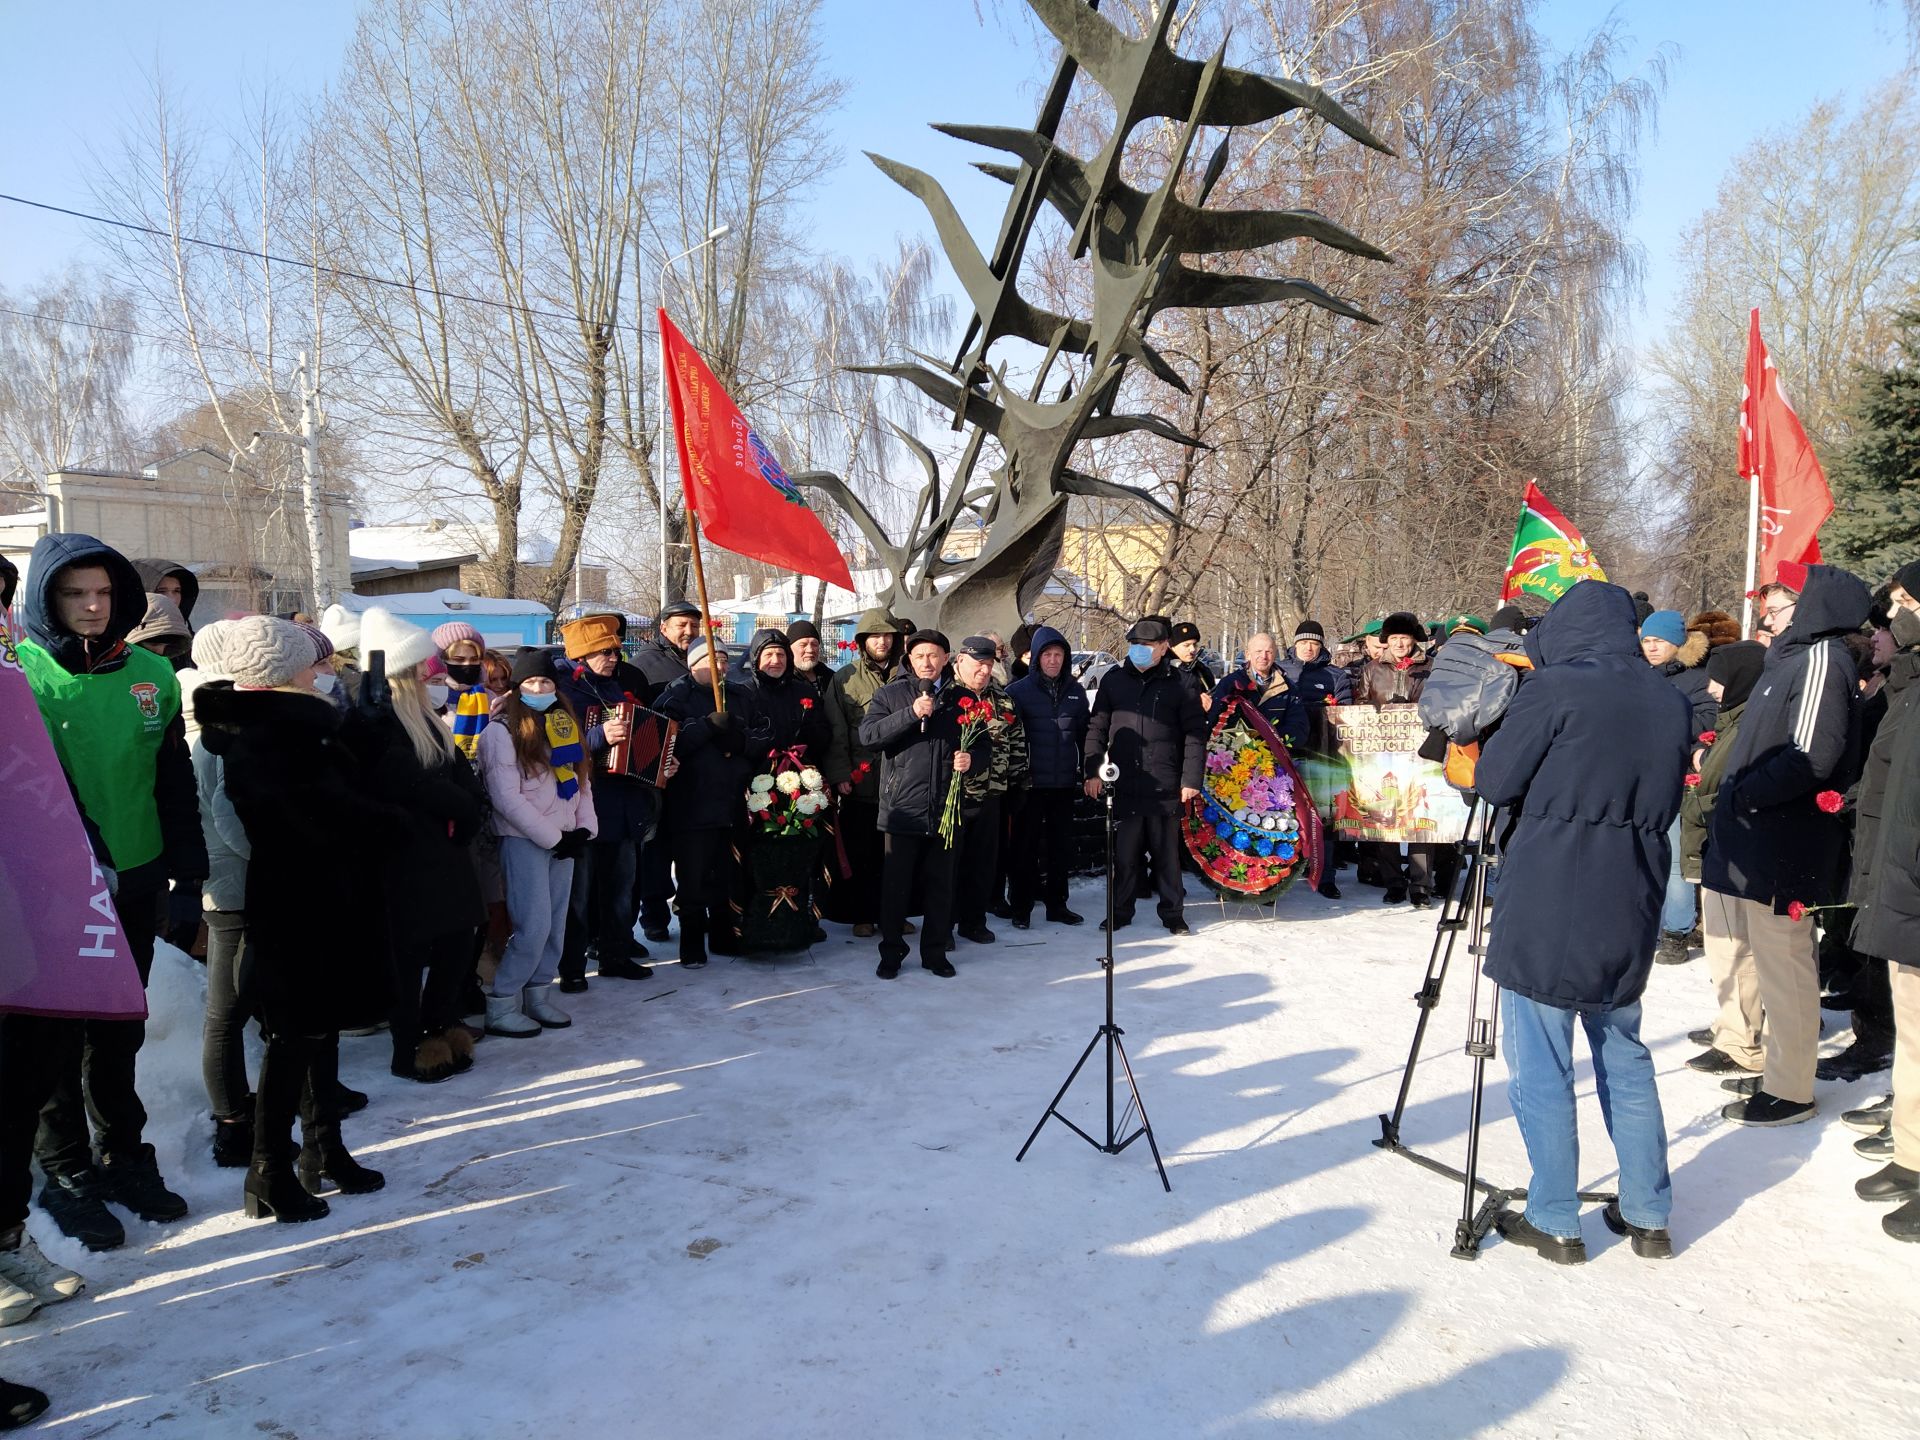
left=746, top=761, right=833, bottom=837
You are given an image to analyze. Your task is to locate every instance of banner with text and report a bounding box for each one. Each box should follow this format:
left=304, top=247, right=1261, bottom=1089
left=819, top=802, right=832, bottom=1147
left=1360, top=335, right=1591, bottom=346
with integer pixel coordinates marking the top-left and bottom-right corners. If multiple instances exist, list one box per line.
left=0, top=615, right=147, bottom=1019
left=1296, top=703, right=1471, bottom=847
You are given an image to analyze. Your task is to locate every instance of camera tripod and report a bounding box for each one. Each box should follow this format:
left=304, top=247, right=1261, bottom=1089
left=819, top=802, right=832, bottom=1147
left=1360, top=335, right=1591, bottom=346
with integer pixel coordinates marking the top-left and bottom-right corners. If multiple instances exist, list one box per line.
left=1016, top=758, right=1171, bottom=1191
left=1372, top=797, right=1615, bottom=1257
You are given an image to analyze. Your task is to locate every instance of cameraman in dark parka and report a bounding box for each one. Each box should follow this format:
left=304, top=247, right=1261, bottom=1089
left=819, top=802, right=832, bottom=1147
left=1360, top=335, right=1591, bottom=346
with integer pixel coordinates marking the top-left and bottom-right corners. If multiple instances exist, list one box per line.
left=1473, top=580, right=1692, bottom=1265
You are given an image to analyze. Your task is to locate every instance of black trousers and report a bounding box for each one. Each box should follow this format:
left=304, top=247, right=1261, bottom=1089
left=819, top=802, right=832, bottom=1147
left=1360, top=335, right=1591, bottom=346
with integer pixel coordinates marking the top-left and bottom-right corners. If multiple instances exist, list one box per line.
left=390, top=928, right=475, bottom=1070
left=823, top=797, right=884, bottom=925
left=1009, top=788, right=1076, bottom=916
left=36, top=865, right=162, bottom=1175
left=1114, top=812, right=1185, bottom=925
left=880, top=831, right=959, bottom=966
left=252, top=1030, right=345, bottom=1167
left=562, top=838, right=638, bottom=981
left=1366, top=842, right=1433, bottom=896
left=672, top=828, right=737, bottom=963
left=202, top=908, right=254, bottom=1119
left=0, top=1016, right=66, bottom=1229
left=956, top=796, right=1002, bottom=930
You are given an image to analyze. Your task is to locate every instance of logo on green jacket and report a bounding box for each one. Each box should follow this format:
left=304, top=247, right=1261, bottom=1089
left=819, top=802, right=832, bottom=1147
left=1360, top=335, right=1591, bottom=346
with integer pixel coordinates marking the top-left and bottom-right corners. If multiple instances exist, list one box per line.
left=129, top=681, right=162, bottom=726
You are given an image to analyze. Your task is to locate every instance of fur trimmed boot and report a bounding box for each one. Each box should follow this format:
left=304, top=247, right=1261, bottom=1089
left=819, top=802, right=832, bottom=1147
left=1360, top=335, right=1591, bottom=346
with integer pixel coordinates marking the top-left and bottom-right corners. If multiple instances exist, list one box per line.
left=444, top=1027, right=476, bottom=1073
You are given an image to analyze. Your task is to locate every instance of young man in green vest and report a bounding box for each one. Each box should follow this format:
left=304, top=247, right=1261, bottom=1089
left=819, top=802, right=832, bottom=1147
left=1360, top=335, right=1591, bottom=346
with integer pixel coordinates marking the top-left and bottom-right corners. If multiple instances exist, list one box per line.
left=14, top=534, right=206, bottom=1249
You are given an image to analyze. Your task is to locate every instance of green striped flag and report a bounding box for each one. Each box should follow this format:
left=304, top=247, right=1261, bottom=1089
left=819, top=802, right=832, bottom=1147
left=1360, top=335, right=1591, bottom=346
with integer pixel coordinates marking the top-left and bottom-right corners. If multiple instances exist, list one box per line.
left=1501, top=481, right=1607, bottom=602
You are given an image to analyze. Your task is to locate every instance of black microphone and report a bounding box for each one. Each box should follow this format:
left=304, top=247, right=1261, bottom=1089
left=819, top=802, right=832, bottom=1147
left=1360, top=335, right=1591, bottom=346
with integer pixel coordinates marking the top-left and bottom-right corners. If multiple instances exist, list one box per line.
left=916, top=676, right=937, bottom=732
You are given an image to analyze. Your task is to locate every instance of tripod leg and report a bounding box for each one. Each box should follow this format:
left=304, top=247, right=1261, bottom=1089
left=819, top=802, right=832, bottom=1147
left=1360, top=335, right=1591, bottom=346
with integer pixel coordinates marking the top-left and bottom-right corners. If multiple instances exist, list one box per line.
left=1016, top=1028, right=1104, bottom=1162
left=1452, top=820, right=1502, bottom=1258
left=1110, top=1031, right=1172, bottom=1191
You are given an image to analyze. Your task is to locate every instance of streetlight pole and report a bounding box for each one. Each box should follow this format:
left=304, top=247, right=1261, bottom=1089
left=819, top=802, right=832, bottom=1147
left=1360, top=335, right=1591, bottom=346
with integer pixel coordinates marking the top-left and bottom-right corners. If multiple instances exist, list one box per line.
left=653, top=224, right=731, bottom=617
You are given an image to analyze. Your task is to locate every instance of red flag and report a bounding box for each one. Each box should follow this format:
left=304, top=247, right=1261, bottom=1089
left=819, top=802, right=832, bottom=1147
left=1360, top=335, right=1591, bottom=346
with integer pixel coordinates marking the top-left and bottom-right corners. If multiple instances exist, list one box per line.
left=659, top=310, right=855, bottom=592
left=1739, top=309, right=1832, bottom=584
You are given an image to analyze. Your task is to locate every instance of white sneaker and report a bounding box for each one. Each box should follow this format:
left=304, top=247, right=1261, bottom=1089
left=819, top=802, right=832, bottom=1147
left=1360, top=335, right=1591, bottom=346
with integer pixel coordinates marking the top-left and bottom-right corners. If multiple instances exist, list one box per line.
left=483, top=993, right=541, bottom=1038
left=522, top=985, right=572, bottom=1029
left=0, top=1236, right=84, bottom=1304
left=0, top=1273, right=40, bottom=1327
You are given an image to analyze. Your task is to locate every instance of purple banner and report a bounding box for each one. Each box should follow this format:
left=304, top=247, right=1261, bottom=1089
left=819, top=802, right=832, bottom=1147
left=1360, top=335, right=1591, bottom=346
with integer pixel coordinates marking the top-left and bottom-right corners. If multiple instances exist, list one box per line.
left=0, top=615, right=148, bottom=1020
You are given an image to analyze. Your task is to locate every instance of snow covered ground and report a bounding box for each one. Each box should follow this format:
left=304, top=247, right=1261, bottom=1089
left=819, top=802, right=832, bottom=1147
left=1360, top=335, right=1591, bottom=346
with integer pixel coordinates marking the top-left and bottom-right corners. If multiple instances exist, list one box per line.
left=4, top=877, right=1914, bottom=1439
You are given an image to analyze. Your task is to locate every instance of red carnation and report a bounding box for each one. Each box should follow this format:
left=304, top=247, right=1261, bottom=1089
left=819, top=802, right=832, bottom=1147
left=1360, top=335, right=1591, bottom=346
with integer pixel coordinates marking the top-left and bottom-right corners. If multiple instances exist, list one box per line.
left=1683, top=773, right=1701, bottom=788
left=800, top=697, right=814, bottom=710
left=1786, top=901, right=1807, bottom=921
left=1698, top=730, right=1717, bottom=745
left=1816, top=790, right=1844, bottom=814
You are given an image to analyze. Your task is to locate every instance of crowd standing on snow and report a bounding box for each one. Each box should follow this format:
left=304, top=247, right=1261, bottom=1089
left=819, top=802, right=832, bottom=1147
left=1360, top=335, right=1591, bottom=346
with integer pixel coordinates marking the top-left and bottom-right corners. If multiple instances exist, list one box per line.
left=1, top=529, right=1917, bottom=1426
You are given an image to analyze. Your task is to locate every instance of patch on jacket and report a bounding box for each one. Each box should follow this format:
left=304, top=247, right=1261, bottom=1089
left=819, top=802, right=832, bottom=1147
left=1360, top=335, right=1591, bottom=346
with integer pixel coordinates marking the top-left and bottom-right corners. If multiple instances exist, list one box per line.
left=129, top=680, right=163, bottom=727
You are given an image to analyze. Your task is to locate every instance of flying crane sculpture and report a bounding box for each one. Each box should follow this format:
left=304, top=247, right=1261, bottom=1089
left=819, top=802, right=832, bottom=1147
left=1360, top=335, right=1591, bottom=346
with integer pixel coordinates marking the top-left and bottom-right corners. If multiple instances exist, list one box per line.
left=793, top=0, right=1393, bottom=639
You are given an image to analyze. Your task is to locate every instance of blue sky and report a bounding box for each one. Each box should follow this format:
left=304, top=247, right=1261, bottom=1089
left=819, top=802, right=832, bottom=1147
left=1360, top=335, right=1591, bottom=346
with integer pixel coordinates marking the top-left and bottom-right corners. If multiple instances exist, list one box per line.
left=0, top=0, right=1905, bottom=385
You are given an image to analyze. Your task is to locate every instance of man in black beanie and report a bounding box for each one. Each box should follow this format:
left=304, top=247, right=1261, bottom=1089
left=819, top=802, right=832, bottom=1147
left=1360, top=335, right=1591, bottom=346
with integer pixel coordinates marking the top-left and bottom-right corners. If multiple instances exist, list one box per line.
left=784, top=619, right=834, bottom=697
left=1169, top=621, right=1216, bottom=697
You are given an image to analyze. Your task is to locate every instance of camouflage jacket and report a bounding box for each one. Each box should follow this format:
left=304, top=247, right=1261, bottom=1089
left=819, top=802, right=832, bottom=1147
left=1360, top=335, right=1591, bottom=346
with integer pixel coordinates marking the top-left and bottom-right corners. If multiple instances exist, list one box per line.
left=960, top=679, right=1028, bottom=805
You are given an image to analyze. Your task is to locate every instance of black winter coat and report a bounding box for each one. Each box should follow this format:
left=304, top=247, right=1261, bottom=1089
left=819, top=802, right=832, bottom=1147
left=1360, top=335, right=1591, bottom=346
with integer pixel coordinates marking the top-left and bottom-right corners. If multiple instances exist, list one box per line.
left=1658, top=640, right=1716, bottom=738
left=747, top=631, right=832, bottom=768
left=1279, top=653, right=1353, bottom=752
left=1006, top=626, right=1089, bottom=790
left=1848, top=650, right=1920, bottom=960
left=1703, top=564, right=1871, bottom=912
left=1475, top=582, right=1692, bottom=1013
left=1084, top=658, right=1205, bottom=818
left=859, top=677, right=990, bottom=835
left=655, top=673, right=768, bottom=832
left=366, top=717, right=487, bottom=949
left=194, top=682, right=400, bottom=1034
left=634, top=636, right=690, bottom=691
left=552, top=653, right=660, bottom=843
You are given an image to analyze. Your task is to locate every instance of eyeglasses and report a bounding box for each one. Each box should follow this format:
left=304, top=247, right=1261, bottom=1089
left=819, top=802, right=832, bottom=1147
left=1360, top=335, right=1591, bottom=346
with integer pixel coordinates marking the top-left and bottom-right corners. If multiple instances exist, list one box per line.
left=590, top=647, right=621, bottom=659
left=1762, top=603, right=1795, bottom=620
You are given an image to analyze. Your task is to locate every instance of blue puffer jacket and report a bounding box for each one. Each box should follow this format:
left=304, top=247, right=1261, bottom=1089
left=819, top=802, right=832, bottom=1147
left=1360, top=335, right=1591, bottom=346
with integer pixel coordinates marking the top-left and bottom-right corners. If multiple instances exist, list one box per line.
left=1006, top=626, right=1089, bottom=790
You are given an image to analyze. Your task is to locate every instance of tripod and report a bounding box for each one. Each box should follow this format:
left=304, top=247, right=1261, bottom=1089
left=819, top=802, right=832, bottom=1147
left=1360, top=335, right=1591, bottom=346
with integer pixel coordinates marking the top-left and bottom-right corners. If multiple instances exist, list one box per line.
left=1372, top=797, right=1615, bottom=1257
left=1016, top=760, right=1171, bottom=1191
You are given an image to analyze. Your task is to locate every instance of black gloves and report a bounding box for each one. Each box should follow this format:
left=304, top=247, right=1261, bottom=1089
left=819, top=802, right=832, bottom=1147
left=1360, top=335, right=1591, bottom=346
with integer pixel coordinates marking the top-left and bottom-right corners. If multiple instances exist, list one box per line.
left=552, top=827, right=592, bottom=860
left=709, top=711, right=743, bottom=754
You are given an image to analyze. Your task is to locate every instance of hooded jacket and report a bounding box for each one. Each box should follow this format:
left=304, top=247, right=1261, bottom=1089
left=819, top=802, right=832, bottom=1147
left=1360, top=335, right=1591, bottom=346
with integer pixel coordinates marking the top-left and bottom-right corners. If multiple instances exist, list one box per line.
left=1278, top=646, right=1353, bottom=752
left=1679, top=641, right=1767, bottom=884
left=130, top=558, right=199, bottom=624
left=1657, top=628, right=1716, bottom=738
left=747, top=628, right=831, bottom=767
left=128, top=593, right=192, bottom=661
left=1703, top=564, right=1871, bottom=911
left=17, top=533, right=206, bottom=881
left=1007, top=626, right=1090, bottom=790
left=1475, top=582, right=1692, bottom=1012
left=824, top=607, right=898, bottom=800
left=1084, top=653, right=1206, bottom=818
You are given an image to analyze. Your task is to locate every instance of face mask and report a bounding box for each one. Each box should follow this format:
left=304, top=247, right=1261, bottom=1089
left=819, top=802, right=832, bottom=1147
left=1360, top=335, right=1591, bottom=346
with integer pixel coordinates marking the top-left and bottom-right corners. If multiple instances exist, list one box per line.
left=425, top=682, right=451, bottom=710
left=312, top=673, right=338, bottom=696
left=1892, top=607, right=1920, bottom=650
left=446, top=662, right=482, bottom=687
left=522, top=690, right=557, bottom=712
left=1127, top=644, right=1154, bottom=669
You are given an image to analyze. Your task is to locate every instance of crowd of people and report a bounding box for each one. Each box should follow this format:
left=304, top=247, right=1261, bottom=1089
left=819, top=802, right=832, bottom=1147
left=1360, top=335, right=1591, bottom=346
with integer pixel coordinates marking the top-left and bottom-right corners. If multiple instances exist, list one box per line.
left=1, top=526, right=1916, bottom=1425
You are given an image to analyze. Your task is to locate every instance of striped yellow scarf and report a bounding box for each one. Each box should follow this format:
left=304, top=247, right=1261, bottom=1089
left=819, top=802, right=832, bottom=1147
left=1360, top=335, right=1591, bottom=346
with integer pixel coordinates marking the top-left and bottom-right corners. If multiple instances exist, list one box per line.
left=546, top=708, right=583, bottom=800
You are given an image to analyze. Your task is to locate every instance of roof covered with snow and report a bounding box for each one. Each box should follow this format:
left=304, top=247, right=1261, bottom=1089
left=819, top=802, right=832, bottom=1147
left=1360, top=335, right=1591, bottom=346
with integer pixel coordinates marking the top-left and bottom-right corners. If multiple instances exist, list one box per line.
left=333, top=587, right=550, bottom=617
left=348, top=519, right=561, bottom=568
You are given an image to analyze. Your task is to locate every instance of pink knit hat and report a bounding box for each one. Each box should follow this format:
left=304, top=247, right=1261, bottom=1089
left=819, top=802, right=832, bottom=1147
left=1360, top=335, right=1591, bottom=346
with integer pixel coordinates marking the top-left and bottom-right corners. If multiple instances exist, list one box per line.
left=432, top=620, right=484, bottom=652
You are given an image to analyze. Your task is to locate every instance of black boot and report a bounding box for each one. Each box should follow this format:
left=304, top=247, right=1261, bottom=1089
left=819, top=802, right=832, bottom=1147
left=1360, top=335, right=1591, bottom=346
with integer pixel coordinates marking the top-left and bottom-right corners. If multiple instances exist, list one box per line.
left=298, top=1039, right=385, bottom=1197
left=1601, top=1201, right=1673, bottom=1259
left=37, top=1170, right=124, bottom=1252
left=1493, top=1210, right=1586, bottom=1264
left=212, top=1109, right=254, bottom=1169
left=97, top=1144, right=188, bottom=1223
left=0, top=1377, right=50, bottom=1431
left=248, top=1036, right=330, bottom=1223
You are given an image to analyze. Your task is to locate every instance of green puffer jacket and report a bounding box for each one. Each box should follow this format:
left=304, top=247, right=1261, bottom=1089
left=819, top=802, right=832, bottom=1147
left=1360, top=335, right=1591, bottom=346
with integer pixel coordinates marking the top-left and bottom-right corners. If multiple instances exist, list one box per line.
left=825, top=653, right=895, bottom=799
left=1680, top=700, right=1745, bottom=883
left=961, top=679, right=1028, bottom=805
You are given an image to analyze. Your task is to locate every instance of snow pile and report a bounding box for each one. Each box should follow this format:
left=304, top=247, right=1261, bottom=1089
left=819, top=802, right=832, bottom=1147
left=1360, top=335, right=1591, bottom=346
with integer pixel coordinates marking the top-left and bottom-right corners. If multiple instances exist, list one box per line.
left=4, top=883, right=1913, bottom=1437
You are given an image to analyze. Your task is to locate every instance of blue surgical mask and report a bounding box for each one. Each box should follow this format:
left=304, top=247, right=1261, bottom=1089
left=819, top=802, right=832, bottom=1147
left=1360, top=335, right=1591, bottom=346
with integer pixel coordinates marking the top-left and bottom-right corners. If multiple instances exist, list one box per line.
left=522, top=690, right=557, bottom=712
left=1127, top=644, right=1154, bottom=669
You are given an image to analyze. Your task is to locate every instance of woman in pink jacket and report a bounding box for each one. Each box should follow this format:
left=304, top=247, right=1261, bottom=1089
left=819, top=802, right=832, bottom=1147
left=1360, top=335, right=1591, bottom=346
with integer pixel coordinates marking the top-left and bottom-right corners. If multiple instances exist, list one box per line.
left=476, top=649, right=598, bottom=1037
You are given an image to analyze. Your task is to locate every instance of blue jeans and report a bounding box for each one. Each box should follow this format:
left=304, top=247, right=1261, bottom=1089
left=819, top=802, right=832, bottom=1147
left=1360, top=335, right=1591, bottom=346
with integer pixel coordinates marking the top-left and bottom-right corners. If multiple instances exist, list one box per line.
left=1502, top=992, right=1672, bottom=1238
left=495, top=836, right=575, bottom=995
left=1660, top=816, right=1693, bottom=935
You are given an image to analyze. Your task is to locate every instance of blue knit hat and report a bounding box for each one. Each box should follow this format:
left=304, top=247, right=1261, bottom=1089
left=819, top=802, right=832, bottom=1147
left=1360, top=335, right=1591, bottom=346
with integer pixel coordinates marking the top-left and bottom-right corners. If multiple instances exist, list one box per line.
left=1640, top=609, right=1686, bottom=647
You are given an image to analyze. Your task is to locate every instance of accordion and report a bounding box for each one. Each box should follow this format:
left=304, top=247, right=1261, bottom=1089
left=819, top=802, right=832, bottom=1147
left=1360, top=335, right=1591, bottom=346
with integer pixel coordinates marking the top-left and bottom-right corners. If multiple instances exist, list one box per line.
left=602, top=701, right=678, bottom=788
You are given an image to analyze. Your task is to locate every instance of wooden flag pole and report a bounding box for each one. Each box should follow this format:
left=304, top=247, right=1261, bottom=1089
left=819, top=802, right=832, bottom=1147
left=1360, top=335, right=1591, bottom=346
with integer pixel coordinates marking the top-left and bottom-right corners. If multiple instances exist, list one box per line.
left=686, top=508, right=727, bottom=715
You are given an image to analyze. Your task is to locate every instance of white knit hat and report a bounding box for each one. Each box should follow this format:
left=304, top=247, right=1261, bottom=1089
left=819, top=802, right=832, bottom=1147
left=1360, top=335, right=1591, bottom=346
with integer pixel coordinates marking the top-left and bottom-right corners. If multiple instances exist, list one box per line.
left=319, top=602, right=362, bottom=654
left=359, top=608, right=438, bottom=678
left=223, top=616, right=315, bottom=689
left=190, top=618, right=244, bottom=676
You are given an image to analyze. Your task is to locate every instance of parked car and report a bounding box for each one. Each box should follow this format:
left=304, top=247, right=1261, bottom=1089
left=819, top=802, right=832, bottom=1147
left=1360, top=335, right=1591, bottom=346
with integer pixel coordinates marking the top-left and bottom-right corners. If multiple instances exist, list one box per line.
left=1071, top=649, right=1116, bottom=679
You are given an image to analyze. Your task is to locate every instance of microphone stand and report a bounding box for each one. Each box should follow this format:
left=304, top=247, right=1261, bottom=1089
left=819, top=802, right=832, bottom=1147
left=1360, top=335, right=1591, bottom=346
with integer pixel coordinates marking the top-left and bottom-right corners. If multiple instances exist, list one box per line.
left=1016, top=756, right=1171, bottom=1191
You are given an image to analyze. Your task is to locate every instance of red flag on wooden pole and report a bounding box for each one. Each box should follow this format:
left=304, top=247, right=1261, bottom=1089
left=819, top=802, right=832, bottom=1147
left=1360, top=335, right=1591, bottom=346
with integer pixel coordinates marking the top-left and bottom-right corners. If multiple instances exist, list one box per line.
left=1739, top=309, right=1833, bottom=599
left=659, top=309, right=855, bottom=592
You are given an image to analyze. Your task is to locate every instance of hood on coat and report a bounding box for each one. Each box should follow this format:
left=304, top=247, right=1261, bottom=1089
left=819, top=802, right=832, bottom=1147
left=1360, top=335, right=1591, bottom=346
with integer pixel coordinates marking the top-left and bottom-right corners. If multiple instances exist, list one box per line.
left=192, top=676, right=341, bottom=756
left=1707, top=640, right=1767, bottom=711
left=748, top=627, right=792, bottom=677
left=1524, top=580, right=1642, bottom=669
left=852, top=607, right=897, bottom=643
left=130, top=558, right=200, bottom=622
left=23, top=532, right=149, bottom=669
left=1028, top=624, right=1070, bottom=669
left=129, top=592, right=193, bottom=650
left=1674, top=628, right=1710, bottom=669
left=1778, top=564, right=1872, bottom=648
